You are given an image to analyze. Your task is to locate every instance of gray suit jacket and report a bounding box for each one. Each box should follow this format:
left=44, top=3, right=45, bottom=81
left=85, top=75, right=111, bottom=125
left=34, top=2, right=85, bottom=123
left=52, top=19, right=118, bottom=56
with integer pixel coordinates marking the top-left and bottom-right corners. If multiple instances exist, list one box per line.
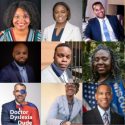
left=46, top=95, right=82, bottom=125
left=41, top=65, right=73, bottom=83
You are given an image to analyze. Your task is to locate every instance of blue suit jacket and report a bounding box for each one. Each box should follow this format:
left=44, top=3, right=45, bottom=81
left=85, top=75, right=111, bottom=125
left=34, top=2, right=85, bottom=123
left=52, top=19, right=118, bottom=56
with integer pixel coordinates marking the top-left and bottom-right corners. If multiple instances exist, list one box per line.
left=1, top=100, right=19, bottom=125
left=85, top=15, right=124, bottom=41
left=0, top=61, right=35, bottom=83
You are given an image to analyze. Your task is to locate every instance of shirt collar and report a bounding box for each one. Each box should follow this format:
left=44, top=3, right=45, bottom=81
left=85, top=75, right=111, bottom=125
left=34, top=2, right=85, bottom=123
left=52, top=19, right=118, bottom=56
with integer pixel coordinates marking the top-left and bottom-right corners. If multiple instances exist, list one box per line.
left=97, top=105, right=110, bottom=117
left=97, top=16, right=107, bottom=22
left=51, top=63, right=64, bottom=77
left=14, top=61, right=25, bottom=71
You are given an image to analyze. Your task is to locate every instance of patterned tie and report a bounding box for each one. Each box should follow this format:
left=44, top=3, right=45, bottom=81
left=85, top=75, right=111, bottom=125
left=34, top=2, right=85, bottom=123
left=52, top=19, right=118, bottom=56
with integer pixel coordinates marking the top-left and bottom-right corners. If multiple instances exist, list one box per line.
left=20, top=67, right=28, bottom=82
left=103, top=112, right=109, bottom=125
left=103, top=20, right=111, bottom=41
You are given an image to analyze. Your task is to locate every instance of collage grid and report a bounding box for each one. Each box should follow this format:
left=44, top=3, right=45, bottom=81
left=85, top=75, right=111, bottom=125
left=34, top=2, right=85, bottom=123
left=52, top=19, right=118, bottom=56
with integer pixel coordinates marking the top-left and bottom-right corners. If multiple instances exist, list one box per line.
left=0, top=0, right=124, bottom=125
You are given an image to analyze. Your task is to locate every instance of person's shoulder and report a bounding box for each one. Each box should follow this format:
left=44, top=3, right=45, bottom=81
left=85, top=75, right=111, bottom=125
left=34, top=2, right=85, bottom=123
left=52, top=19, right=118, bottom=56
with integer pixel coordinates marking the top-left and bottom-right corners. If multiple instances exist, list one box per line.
left=44, top=24, right=55, bottom=30
left=29, top=28, right=41, bottom=41
left=0, top=28, right=11, bottom=40
left=66, top=22, right=79, bottom=29
left=88, top=17, right=97, bottom=22
left=106, top=15, right=117, bottom=19
left=55, top=95, right=66, bottom=102
left=0, top=28, right=10, bottom=33
left=2, top=100, right=15, bottom=107
left=83, top=108, right=96, bottom=116
left=41, top=65, right=51, bottom=73
left=112, top=110, right=124, bottom=119
left=74, top=97, right=82, bottom=103
left=0, top=31, right=4, bottom=36
left=27, top=102, right=38, bottom=109
left=1, top=62, right=13, bottom=71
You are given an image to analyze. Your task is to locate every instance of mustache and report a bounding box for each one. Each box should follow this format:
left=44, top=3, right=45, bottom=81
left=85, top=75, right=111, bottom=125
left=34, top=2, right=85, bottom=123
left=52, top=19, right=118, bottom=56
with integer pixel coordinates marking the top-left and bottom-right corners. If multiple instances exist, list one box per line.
left=17, top=95, right=23, bottom=98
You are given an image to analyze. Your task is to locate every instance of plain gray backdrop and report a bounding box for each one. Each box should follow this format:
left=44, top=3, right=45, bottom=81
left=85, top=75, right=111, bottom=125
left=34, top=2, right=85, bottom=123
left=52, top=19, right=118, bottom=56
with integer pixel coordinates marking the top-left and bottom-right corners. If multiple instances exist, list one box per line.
left=41, top=0, right=82, bottom=34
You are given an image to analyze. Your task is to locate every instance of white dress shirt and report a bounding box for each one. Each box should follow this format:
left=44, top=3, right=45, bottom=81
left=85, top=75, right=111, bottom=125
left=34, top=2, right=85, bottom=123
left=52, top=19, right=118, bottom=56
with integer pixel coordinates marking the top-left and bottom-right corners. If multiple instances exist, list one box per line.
left=97, top=105, right=111, bottom=124
left=98, top=17, right=118, bottom=41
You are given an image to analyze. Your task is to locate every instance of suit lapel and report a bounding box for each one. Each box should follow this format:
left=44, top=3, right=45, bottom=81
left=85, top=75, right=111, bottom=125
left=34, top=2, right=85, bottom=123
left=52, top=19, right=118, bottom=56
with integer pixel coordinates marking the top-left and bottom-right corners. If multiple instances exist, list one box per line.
left=110, top=110, right=116, bottom=124
left=60, top=21, right=73, bottom=42
left=107, top=15, right=115, bottom=34
left=94, top=108, right=104, bottom=124
left=50, top=24, right=56, bottom=41
left=70, top=98, right=81, bottom=121
left=26, top=65, right=30, bottom=82
left=94, top=18, right=102, bottom=41
left=11, top=62, right=22, bottom=82
left=62, top=96, right=70, bottom=120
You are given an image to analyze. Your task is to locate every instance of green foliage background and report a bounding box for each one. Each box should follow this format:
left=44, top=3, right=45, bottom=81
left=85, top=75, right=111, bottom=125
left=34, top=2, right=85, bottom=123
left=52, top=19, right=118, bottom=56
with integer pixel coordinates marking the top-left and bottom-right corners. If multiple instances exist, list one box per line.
left=81, top=42, right=125, bottom=82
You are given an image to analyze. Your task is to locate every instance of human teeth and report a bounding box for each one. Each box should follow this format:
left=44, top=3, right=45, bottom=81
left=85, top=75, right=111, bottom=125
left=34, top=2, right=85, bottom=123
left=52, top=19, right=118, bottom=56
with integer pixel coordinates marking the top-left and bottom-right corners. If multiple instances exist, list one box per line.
left=102, top=100, right=107, bottom=103
left=19, top=24, right=24, bottom=26
left=59, top=17, right=63, bottom=20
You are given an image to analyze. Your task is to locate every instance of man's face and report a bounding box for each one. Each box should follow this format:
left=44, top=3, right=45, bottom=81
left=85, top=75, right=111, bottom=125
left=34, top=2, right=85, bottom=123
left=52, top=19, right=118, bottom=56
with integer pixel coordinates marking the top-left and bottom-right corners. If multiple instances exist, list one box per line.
left=93, top=50, right=112, bottom=76
left=95, top=85, right=112, bottom=110
left=13, top=84, right=27, bottom=104
left=13, top=44, right=28, bottom=66
left=93, top=4, right=105, bottom=18
left=65, top=83, right=77, bottom=96
left=54, top=46, right=72, bottom=71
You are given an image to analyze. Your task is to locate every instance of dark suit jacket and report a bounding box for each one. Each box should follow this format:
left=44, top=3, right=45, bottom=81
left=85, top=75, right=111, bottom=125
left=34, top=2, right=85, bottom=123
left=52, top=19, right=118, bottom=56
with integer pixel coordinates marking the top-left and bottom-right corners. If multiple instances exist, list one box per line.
left=0, top=61, right=35, bottom=83
left=85, top=15, right=124, bottom=41
left=83, top=107, right=124, bottom=125
left=1, top=100, right=19, bottom=125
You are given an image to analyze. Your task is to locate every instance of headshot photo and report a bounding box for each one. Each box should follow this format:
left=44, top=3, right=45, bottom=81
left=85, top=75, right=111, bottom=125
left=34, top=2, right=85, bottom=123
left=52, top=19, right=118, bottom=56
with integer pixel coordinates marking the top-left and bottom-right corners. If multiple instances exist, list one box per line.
left=0, top=0, right=41, bottom=31
left=41, top=0, right=82, bottom=42
left=0, top=42, right=41, bottom=83
left=82, top=42, right=125, bottom=119
left=41, top=42, right=84, bottom=83
left=0, top=83, right=41, bottom=125
left=0, top=0, right=41, bottom=42
left=82, top=0, right=124, bottom=41
left=41, top=83, right=82, bottom=125
left=83, top=83, right=124, bottom=124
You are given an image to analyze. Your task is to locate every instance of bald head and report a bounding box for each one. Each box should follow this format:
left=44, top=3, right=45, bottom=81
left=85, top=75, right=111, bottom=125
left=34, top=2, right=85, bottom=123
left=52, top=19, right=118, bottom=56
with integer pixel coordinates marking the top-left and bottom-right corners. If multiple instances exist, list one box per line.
left=13, top=43, right=28, bottom=66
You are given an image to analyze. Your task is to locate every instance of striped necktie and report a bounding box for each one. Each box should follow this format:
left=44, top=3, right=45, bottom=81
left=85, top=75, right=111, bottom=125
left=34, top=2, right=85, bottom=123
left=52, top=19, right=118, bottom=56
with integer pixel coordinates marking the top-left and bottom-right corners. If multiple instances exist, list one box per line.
left=103, top=20, right=111, bottom=41
left=103, top=112, right=109, bottom=125
left=20, top=67, right=28, bottom=82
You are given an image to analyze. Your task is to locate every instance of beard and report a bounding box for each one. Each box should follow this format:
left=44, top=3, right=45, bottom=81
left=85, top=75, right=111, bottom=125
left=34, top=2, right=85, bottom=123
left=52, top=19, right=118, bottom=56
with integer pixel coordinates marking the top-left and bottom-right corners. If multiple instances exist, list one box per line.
left=15, top=60, right=27, bottom=66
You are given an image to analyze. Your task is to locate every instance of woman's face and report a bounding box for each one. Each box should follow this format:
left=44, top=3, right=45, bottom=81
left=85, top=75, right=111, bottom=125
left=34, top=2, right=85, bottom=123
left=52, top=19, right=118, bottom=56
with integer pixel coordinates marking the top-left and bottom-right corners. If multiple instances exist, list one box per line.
left=65, top=83, right=77, bottom=96
left=93, top=49, right=112, bottom=76
left=13, top=8, right=30, bottom=31
left=54, top=5, right=69, bottom=24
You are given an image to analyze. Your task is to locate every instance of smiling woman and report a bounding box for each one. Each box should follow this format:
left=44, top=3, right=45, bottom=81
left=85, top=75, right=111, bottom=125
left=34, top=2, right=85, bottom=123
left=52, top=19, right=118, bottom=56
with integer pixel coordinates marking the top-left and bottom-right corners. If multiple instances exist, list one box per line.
left=91, top=44, right=120, bottom=84
left=42, top=2, right=82, bottom=42
left=46, top=83, right=82, bottom=125
left=0, top=1, right=41, bottom=42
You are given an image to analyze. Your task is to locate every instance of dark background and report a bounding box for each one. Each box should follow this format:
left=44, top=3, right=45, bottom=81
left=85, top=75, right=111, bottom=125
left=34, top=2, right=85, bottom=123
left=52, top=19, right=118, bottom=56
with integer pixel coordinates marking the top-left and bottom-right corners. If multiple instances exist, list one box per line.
left=0, top=0, right=41, bottom=31
left=0, top=42, right=41, bottom=83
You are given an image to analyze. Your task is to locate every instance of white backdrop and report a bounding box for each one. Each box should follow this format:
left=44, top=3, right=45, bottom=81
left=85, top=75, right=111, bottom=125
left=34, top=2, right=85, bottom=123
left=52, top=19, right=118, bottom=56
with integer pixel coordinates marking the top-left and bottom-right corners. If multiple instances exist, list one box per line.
left=0, top=83, right=41, bottom=125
